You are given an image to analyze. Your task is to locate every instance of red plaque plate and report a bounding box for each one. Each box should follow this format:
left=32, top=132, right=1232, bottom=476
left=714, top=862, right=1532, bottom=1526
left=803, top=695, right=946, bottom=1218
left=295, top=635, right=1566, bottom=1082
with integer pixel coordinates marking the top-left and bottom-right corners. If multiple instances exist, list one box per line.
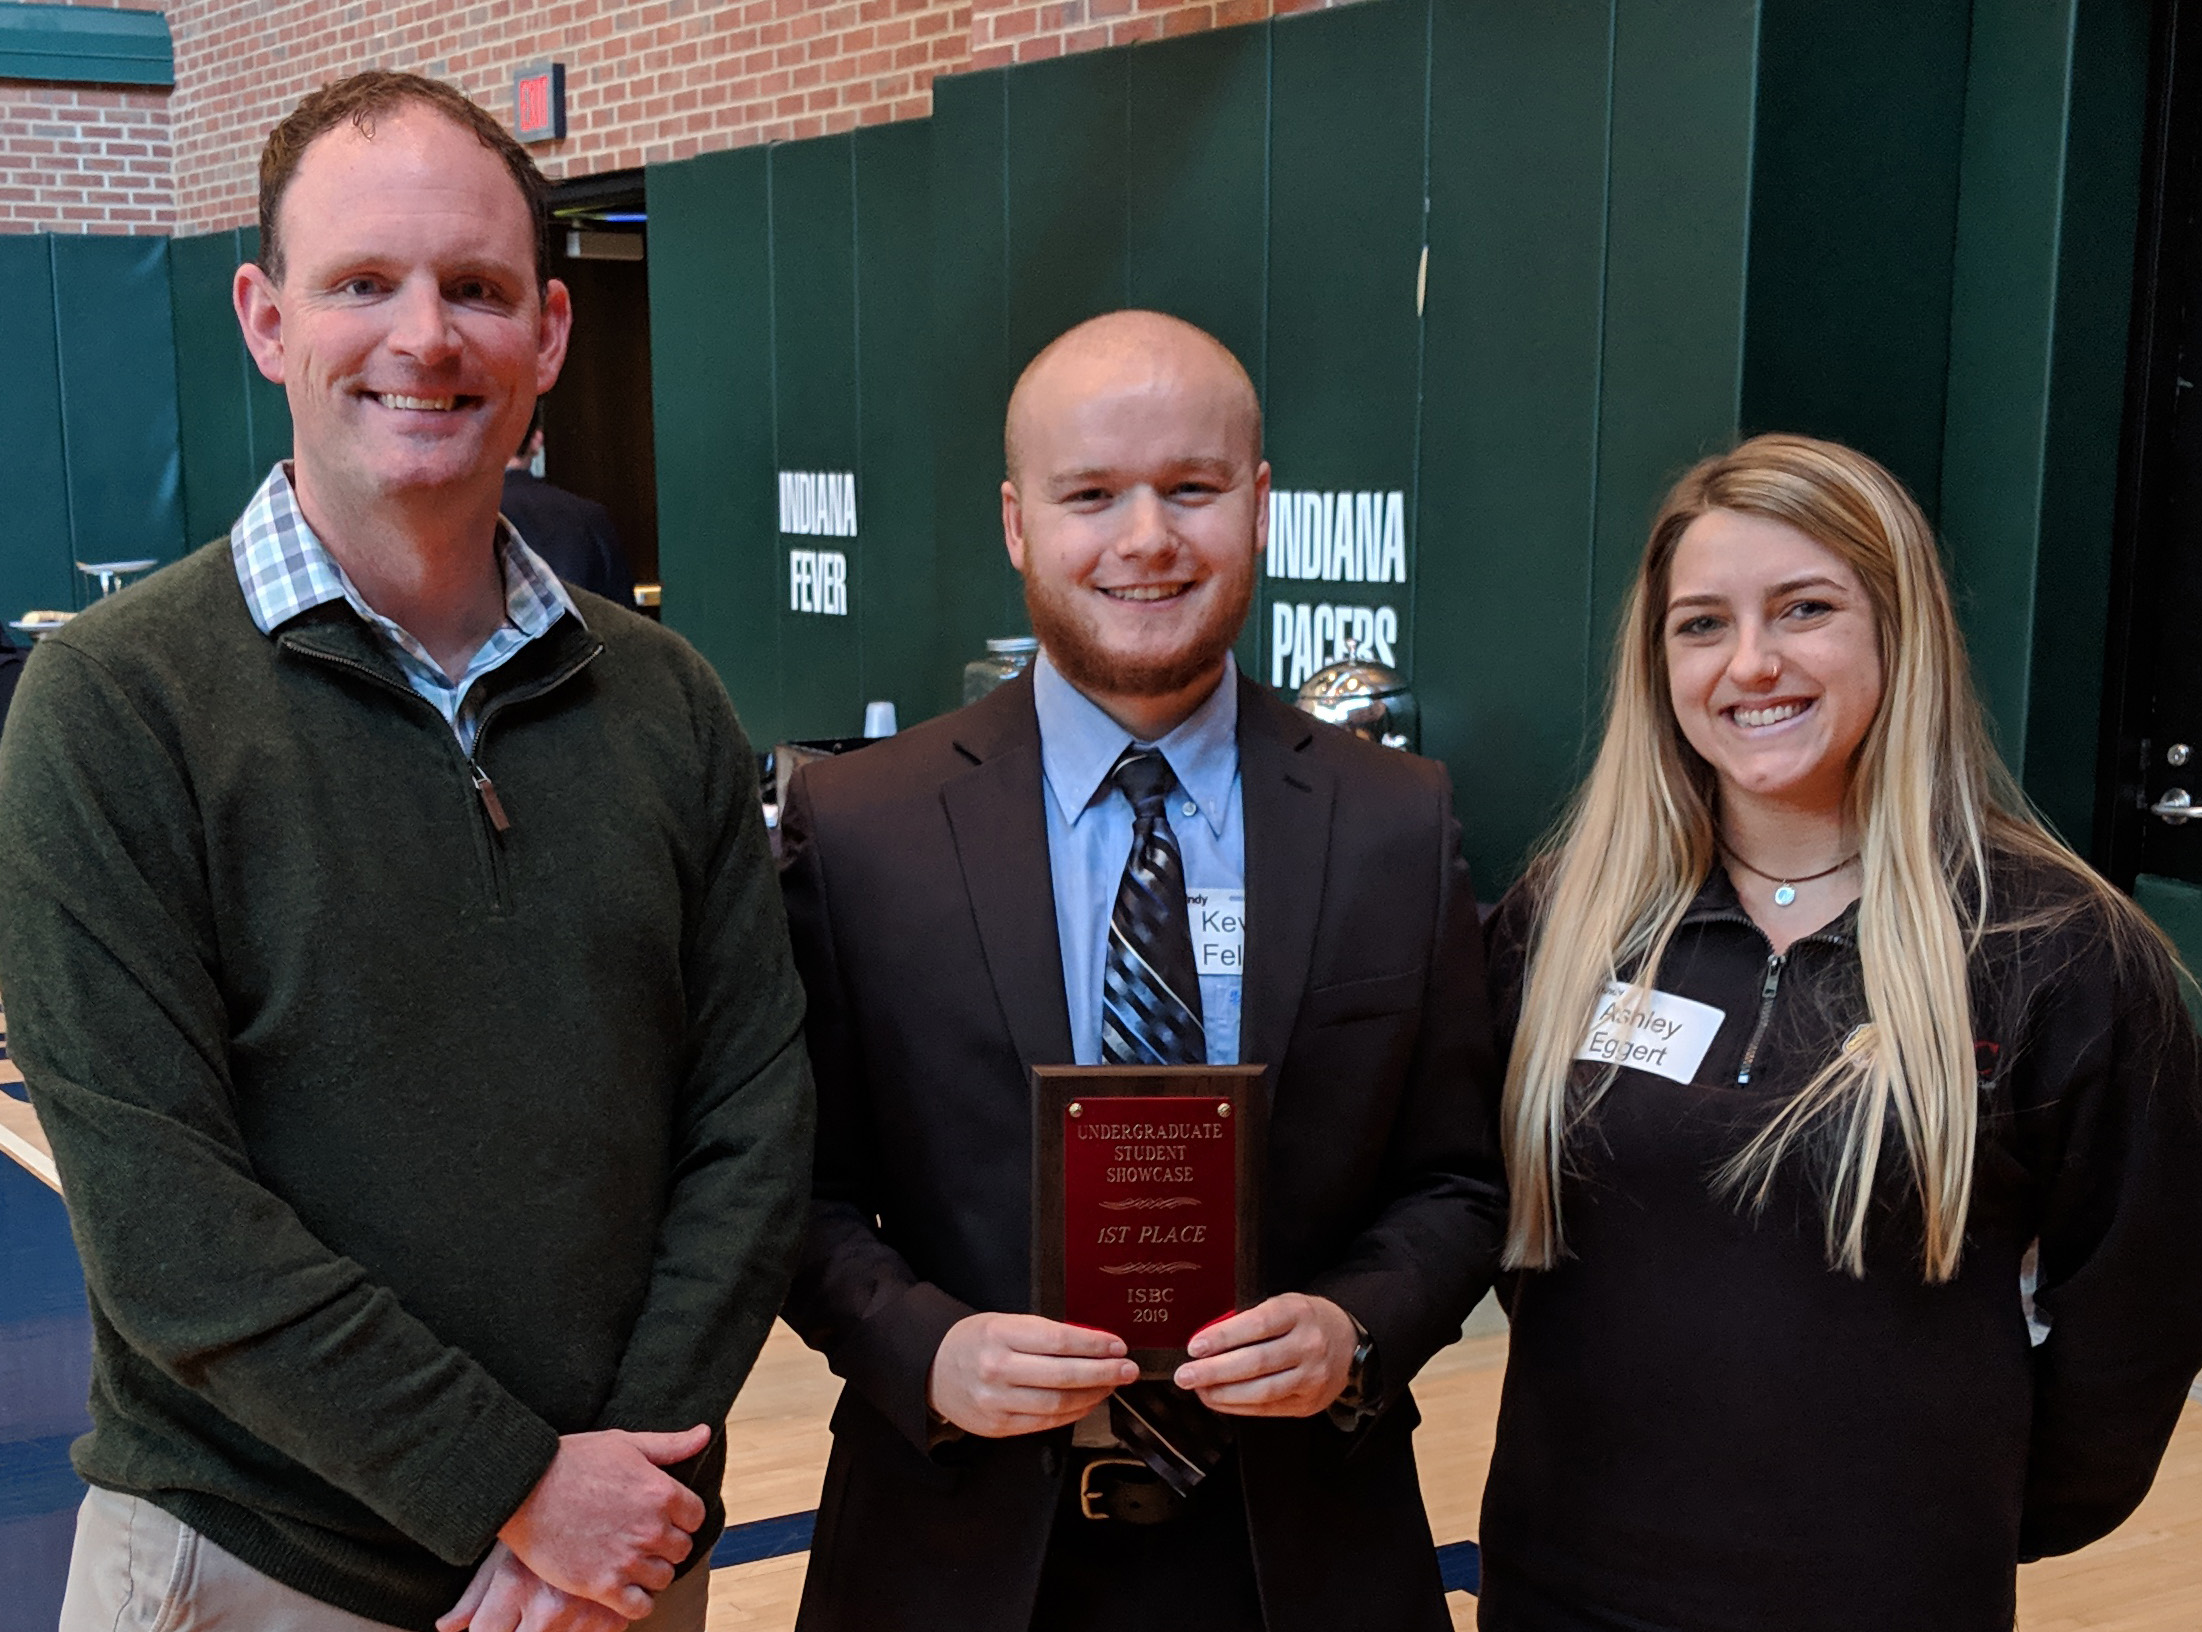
left=1032, top=1065, right=1264, bottom=1377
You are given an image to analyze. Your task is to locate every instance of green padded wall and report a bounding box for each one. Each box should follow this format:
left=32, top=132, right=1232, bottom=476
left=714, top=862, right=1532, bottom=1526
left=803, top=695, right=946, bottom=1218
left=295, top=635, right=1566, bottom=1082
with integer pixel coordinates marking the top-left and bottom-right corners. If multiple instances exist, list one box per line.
left=1263, top=0, right=1424, bottom=699
left=770, top=134, right=864, bottom=739
left=0, top=237, right=73, bottom=618
left=52, top=237, right=186, bottom=577
left=1940, top=0, right=2153, bottom=855
left=2134, top=874, right=2202, bottom=1023
left=648, top=144, right=780, bottom=741
left=644, top=0, right=2152, bottom=886
left=926, top=69, right=1023, bottom=710
left=1583, top=0, right=1759, bottom=640
left=1739, top=0, right=1972, bottom=519
left=650, top=129, right=948, bottom=748
left=851, top=119, right=941, bottom=725
left=1419, top=0, right=1616, bottom=879
left=0, top=235, right=188, bottom=622
left=169, top=226, right=292, bottom=550
left=1005, top=51, right=1131, bottom=364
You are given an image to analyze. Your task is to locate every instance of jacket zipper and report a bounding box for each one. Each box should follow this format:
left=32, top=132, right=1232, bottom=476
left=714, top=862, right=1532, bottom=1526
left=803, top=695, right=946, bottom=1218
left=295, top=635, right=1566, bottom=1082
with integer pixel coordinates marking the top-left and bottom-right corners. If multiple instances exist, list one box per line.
left=467, top=759, right=512, bottom=832
left=274, top=640, right=579, bottom=915
left=441, top=653, right=600, bottom=909
left=1735, top=953, right=1787, bottom=1085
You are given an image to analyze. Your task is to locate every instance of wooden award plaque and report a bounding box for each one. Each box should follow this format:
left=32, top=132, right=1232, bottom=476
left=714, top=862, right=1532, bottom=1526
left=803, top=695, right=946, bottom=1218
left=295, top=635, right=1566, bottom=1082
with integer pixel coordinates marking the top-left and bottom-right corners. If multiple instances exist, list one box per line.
left=1031, top=1064, right=1264, bottom=1378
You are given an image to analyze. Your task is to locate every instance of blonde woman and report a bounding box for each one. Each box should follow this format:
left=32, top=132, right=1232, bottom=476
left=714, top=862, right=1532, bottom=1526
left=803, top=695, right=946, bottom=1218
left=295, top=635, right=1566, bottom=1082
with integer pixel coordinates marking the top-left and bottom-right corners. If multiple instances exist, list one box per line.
left=1477, top=434, right=2202, bottom=1631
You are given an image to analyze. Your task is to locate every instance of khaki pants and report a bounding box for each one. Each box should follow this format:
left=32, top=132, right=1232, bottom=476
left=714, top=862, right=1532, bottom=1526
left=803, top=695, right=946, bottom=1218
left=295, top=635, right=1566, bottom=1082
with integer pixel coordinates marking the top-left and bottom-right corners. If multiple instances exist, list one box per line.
left=60, top=1485, right=710, bottom=1632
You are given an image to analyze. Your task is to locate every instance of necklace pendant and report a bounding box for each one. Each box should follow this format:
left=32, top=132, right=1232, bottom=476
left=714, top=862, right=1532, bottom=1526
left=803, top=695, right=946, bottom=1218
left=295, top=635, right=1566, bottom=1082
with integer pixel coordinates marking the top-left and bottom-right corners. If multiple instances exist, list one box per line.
left=1773, top=884, right=1797, bottom=907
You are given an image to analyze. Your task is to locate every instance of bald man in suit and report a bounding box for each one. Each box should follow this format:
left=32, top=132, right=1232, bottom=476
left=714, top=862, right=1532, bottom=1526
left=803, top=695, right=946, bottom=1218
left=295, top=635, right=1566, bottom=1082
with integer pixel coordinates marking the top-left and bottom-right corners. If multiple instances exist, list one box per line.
left=778, top=310, right=1505, bottom=1632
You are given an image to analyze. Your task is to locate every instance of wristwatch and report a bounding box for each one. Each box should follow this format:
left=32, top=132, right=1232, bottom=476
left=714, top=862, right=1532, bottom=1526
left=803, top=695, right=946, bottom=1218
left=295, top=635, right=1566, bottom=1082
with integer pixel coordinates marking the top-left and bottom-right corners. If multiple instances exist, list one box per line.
left=1327, top=1316, right=1382, bottom=1430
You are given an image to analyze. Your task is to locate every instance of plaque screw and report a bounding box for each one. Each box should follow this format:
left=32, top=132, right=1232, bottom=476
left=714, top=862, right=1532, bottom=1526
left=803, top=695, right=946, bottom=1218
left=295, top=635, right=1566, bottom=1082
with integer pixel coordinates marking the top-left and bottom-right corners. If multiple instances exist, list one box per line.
left=1069, top=1102, right=1082, bottom=1118
left=1217, top=1102, right=1231, bottom=1118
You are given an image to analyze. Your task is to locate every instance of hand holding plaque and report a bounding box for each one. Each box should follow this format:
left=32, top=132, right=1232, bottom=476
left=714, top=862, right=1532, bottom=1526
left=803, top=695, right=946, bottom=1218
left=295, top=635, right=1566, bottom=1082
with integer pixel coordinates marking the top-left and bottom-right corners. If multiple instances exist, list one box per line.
left=927, top=1312, right=1139, bottom=1437
left=1172, top=1290, right=1359, bottom=1416
left=1030, top=1064, right=1264, bottom=1378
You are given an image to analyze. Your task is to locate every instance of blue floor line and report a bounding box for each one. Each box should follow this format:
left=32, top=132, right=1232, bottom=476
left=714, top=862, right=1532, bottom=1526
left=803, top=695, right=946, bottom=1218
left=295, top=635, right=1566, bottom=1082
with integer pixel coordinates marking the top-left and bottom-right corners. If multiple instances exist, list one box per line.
left=1436, top=1538, right=1481, bottom=1594
left=708, top=1506, right=1483, bottom=1595
left=710, top=1508, right=817, bottom=1568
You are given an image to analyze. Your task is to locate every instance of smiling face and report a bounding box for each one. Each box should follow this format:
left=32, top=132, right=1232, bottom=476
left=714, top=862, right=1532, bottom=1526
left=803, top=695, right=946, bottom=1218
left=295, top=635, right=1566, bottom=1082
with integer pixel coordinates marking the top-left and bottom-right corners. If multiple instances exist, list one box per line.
left=234, top=104, right=570, bottom=525
left=1662, top=508, right=1885, bottom=819
left=1002, top=314, right=1267, bottom=727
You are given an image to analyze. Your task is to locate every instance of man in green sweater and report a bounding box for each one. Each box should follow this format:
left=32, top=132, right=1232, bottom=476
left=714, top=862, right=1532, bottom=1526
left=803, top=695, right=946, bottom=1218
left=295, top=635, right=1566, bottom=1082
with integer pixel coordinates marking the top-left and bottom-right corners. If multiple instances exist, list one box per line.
left=0, top=72, right=812, bottom=1632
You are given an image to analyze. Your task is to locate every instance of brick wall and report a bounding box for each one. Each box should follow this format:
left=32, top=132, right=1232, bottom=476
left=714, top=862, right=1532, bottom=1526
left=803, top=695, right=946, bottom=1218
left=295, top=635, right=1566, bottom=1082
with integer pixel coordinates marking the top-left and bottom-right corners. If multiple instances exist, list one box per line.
left=2, top=0, right=1371, bottom=236
left=167, top=0, right=978, bottom=236
left=965, top=0, right=1349, bottom=71
left=0, top=0, right=173, bottom=233
left=164, top=0, right=1370, bottom=237
left=0, top=83, right=173, bottom=232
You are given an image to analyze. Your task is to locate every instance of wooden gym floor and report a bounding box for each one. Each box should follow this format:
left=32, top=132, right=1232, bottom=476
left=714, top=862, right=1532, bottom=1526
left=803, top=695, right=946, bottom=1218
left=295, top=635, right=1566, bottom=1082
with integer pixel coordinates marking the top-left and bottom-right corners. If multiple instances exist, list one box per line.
left=4, top=1022, right=2198, bottom=1629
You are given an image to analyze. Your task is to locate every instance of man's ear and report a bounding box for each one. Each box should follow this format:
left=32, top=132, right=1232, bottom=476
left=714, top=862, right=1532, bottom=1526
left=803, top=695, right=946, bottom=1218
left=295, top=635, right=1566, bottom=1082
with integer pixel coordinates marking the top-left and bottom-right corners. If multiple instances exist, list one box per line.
left=535, top=277, right=574, bottom=392
left=1001, top=478, right=1027, bottom=572
left=233, top=262, right=287, bottom=385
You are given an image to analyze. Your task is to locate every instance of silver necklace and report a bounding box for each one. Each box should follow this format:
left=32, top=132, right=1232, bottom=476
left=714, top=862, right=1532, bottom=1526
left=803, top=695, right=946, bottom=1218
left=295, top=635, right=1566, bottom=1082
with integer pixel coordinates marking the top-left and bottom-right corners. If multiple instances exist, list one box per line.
left=1720, top=843, right=1859, bottom=908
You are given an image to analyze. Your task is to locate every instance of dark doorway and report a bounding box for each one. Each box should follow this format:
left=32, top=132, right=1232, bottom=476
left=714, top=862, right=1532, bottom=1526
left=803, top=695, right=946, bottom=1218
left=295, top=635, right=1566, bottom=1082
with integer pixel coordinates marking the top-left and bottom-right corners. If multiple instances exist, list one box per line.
left=543, top=170, right=658, bottom=595
left=2103, top=0, right=2202, bottom=972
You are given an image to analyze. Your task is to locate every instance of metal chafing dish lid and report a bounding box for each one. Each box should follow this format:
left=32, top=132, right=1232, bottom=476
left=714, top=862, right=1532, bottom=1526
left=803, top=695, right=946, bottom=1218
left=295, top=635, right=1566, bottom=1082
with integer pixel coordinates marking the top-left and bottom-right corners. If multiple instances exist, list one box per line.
left=1294, top=659, right=1417, bottom=748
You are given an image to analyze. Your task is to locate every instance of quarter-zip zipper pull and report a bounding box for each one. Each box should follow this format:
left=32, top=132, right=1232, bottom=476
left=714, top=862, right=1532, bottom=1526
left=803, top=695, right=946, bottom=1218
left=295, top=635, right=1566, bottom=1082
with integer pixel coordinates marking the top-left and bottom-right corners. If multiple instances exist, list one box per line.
left=469, top=761, right=512, bottom=833
left=1736, top=952, right=1787, bottom=1085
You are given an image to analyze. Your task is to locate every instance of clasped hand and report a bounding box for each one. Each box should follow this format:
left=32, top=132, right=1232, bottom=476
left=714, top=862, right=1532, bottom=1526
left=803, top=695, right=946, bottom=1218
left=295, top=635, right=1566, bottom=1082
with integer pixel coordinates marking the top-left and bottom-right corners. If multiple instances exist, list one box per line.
left=927, top=1292, right=1357, bottom=1437
left=438, top=1423, right=711, bottom=1632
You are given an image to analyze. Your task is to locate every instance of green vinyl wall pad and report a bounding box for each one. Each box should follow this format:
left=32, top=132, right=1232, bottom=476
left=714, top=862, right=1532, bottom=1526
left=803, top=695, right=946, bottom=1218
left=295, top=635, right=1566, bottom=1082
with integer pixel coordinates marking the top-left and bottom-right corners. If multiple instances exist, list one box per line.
left=2134, top=873, right=2202, bottom=1023
left=169, top=226, right=294, bottom=546
left=0, top=235, right=188, bottom=617
left=0, top=229, right=288, bottom=625
left=647, top=0, right=2151, bottom=888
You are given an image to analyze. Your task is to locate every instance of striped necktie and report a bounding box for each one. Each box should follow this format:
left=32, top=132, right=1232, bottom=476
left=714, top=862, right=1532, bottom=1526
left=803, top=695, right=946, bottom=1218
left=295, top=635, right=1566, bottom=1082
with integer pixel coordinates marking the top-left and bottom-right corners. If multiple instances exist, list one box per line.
left=1097, top=746, right=1232, bottom=1495
left=1101, top=747, right=1206, bottom=1067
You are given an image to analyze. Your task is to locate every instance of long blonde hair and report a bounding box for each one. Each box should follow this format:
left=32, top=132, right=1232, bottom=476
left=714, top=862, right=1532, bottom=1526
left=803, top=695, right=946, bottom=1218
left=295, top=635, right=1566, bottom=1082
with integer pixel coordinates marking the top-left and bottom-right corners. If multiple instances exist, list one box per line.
left=1504, top=434, right=2160, bottom=1281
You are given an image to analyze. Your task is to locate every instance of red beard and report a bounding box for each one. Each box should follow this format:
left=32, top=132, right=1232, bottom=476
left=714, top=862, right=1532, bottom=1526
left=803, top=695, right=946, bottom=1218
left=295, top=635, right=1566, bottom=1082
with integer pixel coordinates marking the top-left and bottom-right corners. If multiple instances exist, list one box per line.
left=1021, top=563, right=1254, bottom=706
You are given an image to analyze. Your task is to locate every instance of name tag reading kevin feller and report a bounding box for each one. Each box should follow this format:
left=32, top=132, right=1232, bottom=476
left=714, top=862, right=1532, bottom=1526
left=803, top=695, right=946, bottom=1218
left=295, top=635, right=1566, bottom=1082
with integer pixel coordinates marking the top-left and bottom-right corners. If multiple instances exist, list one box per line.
left=1575, top=982, right=1725, bottom=1084
left=1187, top=886, right=1245, bottom=977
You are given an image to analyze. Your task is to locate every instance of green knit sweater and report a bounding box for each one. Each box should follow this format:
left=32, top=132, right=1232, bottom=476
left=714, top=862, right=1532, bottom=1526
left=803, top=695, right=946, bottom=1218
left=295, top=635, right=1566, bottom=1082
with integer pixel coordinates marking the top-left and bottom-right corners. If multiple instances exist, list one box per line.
left=0, top=542, right=814, bottom=1628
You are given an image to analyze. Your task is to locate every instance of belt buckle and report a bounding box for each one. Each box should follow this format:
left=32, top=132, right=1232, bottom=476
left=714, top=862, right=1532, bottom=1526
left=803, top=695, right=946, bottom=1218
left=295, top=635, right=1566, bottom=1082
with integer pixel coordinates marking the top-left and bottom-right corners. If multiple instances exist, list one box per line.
left=1077, top=1455, right=1150, bottom=1521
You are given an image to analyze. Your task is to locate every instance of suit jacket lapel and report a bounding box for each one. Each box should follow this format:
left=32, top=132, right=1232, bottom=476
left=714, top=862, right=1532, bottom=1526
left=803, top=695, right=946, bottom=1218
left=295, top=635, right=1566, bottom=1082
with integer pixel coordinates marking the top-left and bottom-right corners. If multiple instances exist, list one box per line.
left=940, top=675, right=1076, bottom=1071
left=1238, top=677, right=1333, bottom=1077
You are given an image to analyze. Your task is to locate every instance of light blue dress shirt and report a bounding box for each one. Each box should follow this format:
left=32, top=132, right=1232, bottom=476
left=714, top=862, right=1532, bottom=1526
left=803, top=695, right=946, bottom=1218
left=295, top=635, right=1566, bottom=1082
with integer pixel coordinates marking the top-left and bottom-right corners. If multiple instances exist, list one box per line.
left=1033, top=649, right=1246, bottom=1066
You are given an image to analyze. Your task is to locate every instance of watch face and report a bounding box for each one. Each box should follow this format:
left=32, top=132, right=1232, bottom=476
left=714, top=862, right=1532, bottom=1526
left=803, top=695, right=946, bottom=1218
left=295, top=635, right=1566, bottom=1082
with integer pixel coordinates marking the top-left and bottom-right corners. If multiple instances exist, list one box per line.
left=1339, top=1328, right=1379, bottom=1414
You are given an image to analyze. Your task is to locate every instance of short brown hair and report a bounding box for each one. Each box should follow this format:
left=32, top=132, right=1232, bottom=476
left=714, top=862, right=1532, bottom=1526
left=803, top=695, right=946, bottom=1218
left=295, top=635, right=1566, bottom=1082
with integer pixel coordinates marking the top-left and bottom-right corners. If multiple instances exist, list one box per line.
left=257, top=70, right=551, bottom=289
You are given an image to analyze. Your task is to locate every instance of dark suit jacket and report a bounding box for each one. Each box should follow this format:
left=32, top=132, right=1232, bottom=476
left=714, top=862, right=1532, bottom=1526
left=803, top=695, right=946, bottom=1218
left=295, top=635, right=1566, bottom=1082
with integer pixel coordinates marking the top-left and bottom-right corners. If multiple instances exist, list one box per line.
left=499, top=470, right=635, bottom=606
left=777, top=670, right=1505, bottom=1632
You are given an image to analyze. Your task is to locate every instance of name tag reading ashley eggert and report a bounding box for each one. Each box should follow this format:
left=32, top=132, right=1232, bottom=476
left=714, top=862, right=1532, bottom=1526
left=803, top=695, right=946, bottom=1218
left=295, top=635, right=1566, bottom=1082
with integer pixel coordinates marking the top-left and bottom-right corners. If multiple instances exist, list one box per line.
left=1575, top=982, right=1725, bottom=1084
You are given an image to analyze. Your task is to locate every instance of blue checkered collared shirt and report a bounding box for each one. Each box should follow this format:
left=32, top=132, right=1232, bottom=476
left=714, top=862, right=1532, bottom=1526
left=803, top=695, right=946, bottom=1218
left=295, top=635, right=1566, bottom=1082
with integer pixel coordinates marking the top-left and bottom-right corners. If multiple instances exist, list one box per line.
left=230, top=463, right=581, bottom=755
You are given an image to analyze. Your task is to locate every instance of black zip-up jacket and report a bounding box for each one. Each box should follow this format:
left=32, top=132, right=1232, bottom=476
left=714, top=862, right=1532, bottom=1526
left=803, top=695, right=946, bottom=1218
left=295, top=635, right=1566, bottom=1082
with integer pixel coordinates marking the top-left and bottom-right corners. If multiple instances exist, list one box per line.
left=1478, top=858, right=2202, bottom=1632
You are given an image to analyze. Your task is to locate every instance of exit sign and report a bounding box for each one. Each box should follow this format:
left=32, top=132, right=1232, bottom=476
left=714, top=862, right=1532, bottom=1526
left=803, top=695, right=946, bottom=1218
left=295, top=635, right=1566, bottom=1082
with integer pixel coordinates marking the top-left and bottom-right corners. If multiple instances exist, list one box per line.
left=514, top=63, right=565, bottom=143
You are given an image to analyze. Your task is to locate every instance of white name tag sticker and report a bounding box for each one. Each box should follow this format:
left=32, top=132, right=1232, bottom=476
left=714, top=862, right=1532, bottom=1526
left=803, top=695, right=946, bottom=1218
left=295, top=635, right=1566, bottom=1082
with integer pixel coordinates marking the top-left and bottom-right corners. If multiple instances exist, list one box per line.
left=1576, top=982, right=1726, bottom=1084
left=1187, top=887, right=1246, bottom=978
